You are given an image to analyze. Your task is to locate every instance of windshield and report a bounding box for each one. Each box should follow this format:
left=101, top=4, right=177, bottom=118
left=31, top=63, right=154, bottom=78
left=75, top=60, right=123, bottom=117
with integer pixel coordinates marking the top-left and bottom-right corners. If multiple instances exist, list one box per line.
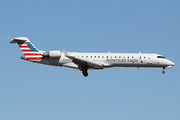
left=157, top=56, right=166, bottom=59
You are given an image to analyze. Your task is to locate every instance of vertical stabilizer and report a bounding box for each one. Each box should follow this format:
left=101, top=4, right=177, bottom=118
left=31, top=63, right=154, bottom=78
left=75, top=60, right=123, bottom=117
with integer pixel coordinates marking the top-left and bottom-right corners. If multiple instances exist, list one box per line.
left=10, top=37, right=45, bottom=61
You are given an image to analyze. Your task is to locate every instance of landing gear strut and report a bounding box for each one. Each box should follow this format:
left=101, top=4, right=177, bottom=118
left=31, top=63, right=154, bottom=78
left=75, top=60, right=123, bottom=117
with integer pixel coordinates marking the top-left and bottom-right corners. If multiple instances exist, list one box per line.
left=162, top=67, right=165, bottom=74
left=82, top=68, right=88, bottom=77
left=79, top=65, right=88, bottom=77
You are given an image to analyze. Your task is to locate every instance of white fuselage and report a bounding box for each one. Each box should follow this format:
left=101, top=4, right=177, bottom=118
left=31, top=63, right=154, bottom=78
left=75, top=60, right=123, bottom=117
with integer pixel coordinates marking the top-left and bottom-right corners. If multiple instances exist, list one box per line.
left=10, top=37, right=175, bottom=76
left=38, top=52, right=175, bottom=69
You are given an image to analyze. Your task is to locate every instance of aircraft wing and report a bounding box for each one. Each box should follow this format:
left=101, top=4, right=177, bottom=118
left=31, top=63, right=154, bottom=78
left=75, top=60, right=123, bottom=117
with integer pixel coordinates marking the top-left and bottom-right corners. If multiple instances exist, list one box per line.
left=63, top=49, right=103, bottom=69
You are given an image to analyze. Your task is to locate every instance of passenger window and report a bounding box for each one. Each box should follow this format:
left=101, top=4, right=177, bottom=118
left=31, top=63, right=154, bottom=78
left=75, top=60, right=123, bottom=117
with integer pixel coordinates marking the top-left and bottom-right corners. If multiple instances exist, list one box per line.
left=98, top=56, right=100, bottom=58
left=115, top=56, right=116, bottom=58
left=144, top=57, right=146, bottom=59
left=106, top=56, right=108, bottom=58
left=102, top=56, right=104, bottom=58
left=94, top=56, right=96, bottom=58
left=132, top=56, right=134, bottom=58
left=119, top=56, right=121, bottom=58
left=86, top=56, right=88, bottom=58
left=91, top=56, right=92, bottom=58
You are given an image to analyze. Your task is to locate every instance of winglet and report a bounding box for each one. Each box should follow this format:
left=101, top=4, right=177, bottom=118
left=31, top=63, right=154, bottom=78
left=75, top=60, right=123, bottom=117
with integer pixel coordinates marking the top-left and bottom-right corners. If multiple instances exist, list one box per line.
left=62, top=49, right=70, bottom=56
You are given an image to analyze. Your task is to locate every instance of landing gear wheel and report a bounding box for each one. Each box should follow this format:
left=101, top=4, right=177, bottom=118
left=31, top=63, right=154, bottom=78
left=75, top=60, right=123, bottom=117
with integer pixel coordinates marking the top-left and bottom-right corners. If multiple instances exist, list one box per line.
left=162, top=67, right=165, bottom=74
left=82, top=69, right=88, bottom=77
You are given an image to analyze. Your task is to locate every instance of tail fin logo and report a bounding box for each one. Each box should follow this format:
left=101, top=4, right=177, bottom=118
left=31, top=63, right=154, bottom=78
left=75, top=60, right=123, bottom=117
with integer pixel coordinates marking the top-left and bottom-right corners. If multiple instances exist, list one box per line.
left=26, top=42, right=39, bottom=52
left=10, top=37, right=45, bottom=61
left=18, top=41, right=39, bottom=52
left=17, top=41, right=45, bottom=61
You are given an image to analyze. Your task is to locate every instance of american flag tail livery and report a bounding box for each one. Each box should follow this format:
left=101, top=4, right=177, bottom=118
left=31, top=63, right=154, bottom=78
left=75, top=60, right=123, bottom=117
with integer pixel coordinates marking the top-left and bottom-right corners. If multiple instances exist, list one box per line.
left=10, top=37, right=45, bottom=61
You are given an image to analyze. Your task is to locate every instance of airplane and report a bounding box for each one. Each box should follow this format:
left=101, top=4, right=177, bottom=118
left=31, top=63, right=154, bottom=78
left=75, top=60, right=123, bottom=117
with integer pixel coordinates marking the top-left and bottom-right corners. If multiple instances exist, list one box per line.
left=10, top=37, right=175, bottom=77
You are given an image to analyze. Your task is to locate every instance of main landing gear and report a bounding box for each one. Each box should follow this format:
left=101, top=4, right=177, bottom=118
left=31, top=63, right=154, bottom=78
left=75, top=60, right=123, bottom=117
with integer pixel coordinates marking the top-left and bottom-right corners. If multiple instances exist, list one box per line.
left=82, top=68, right=88, bottom=77
left=162, top=67, right=165, bottom=74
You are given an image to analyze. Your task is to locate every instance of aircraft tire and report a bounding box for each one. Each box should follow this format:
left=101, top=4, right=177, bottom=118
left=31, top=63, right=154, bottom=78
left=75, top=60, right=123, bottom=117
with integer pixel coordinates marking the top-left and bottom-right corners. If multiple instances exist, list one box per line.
left=82, top=69, right=88, bottom=77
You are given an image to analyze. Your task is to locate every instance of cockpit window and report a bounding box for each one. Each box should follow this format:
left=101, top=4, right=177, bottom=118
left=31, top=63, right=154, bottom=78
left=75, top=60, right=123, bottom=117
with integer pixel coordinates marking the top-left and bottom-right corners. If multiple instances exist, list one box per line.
left=157, top=56, right=166, bottom=59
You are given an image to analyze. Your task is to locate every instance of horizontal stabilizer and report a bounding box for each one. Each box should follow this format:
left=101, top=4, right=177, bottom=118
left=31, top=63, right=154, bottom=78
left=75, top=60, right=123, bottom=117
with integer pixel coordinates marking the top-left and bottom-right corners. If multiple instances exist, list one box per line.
left=9, top=37, right=29, bottom=44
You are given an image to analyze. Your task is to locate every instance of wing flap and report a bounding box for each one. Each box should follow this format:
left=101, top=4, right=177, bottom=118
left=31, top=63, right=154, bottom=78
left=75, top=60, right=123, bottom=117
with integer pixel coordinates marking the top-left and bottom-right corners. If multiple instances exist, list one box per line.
left=63, top=49, right=103, bottom=69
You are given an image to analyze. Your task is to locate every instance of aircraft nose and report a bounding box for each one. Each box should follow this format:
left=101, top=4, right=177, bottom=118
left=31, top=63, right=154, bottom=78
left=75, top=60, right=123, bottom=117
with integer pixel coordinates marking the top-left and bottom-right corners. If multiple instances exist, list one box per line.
left=168, top=61, right=175, bottom=66
left=171, top=62, right=175, bottom=66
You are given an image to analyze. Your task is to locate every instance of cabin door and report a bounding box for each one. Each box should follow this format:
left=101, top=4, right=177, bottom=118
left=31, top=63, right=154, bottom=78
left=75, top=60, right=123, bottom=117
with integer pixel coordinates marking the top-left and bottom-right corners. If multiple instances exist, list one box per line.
left=147, top=57, right=152, bottom=64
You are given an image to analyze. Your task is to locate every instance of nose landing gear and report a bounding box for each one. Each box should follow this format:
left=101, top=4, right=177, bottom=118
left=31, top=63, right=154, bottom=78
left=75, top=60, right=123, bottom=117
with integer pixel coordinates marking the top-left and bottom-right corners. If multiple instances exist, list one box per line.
left=162, top=67, right=165, bottom=74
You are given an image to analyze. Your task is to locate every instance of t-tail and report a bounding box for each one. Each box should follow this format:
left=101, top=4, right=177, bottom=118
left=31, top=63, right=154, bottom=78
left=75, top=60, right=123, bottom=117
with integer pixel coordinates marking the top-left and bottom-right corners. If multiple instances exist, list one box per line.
left=10, top=37, right=45, bottom=61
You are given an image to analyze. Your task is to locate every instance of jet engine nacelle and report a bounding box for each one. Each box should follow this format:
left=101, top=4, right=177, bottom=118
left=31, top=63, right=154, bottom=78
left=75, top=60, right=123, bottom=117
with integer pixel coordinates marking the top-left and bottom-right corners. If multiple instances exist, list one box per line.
left=43, top=50, right=61, bottom=58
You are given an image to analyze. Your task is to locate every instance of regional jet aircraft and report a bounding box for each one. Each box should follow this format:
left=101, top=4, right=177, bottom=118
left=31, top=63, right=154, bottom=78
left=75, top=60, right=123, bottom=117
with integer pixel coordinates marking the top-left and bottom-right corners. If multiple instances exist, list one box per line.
left=10, top=37, right=175, bottom=77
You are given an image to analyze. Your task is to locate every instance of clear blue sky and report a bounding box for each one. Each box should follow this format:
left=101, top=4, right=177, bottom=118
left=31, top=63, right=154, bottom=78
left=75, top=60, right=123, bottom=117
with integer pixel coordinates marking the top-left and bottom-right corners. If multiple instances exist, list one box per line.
left=0, top=0, right=180, bottom=120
